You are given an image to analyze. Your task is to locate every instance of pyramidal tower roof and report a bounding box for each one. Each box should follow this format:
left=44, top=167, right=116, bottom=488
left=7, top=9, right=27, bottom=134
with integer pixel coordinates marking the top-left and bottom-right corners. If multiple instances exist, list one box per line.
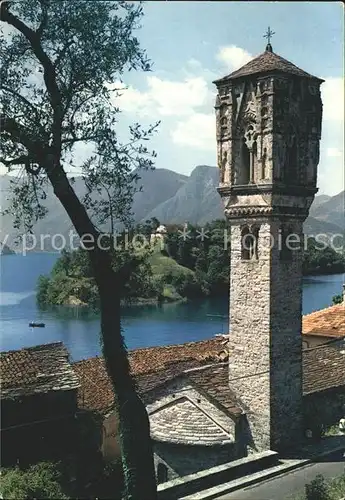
left=213, top=44, right=324, bottom=84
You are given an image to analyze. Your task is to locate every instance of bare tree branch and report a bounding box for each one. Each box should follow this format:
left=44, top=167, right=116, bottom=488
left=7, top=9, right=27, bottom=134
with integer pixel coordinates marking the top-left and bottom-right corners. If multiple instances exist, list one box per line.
left=0, top=114, right=41, bottom=157
left=0, top=155, right=29, bottom=167
left=36, top=0, right=48, bottom=38
left=1, top=1, right=62, bottom=151
left=61, top=135, right=98, bottom=146
left=2, top=86, right=45, bottom=128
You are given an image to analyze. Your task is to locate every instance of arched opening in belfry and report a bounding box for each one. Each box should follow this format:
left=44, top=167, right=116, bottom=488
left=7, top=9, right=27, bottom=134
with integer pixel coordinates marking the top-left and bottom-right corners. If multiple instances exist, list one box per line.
left=239, top=139, right=250, bottom=185
left=220, top=116, right=227, bottom=137
left=157, top=462, right=168, bottom=484
left=241, top=227, right=250, bottom=260
left=241, top=226, right=259, bottom=260
left=252, top=226, right=259, bottom=258
left=252, top=140, right=257, bottom=182
left=220, top=150, right=227, bottom=183
left=261, top=147, right=267, bottom=179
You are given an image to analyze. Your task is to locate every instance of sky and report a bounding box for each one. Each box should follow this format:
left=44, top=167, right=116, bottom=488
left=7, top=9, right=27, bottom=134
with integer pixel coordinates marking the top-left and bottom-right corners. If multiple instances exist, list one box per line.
left=113, top=1, right=344, bottom=196
left=1, top=1, right=344, bottom=196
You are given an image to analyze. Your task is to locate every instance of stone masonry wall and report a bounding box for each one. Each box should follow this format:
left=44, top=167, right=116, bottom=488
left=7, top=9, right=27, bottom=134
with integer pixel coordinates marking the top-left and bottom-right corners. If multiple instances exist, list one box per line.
left=269, top=219, right=304, bottom=450
left=228, top=219, right=304, bottom=452
left=154, top=441, right=236, bottom=478
left=147, top=378, right=238, bottom=479
left=146, top=378, right=236, bottom=444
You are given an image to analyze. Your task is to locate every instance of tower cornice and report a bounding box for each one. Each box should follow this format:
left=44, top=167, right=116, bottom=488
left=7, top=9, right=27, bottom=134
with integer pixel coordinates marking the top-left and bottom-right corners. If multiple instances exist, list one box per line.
left=218, top=184, right=318, bottom=198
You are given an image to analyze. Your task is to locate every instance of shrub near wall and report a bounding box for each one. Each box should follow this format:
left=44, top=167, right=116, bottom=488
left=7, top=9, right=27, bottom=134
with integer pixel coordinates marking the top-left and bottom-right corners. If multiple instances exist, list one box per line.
left=0, top=462, right=69, bottom=499
left=304, top=390, right=345, bottom=438
left=302, top=473, right=345, bottom=500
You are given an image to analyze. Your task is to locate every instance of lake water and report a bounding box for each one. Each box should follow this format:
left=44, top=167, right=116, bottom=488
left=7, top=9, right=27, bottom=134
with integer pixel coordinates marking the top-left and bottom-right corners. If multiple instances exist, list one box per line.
left=0, top=253, right=344, bottom=361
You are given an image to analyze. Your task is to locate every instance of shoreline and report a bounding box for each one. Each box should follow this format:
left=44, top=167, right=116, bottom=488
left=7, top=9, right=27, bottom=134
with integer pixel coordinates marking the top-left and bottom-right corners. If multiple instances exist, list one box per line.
left=38, top=294, right=188, bottom=311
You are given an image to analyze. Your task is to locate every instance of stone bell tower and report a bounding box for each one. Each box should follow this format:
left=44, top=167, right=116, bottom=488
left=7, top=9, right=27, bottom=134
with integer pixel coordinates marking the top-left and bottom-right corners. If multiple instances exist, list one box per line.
left=213, top=34, right=323, bottom=451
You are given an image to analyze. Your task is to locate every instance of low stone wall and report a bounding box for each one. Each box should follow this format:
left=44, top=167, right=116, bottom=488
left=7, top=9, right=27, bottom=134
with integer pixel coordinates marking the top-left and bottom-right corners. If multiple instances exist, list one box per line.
left=157, top=450, right=279, bottom=500
left=304, top=387, right=345, bottom=437
left=154, top=441, right=236, bottom=480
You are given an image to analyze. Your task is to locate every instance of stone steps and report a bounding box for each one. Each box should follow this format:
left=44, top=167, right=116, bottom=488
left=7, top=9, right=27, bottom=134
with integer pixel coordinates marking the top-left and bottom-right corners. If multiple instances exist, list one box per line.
left=180, top=440, right=345, bottom=500
left=157, top=450, right=279, bottom=500
left=180, top=459, right=306, bottom=499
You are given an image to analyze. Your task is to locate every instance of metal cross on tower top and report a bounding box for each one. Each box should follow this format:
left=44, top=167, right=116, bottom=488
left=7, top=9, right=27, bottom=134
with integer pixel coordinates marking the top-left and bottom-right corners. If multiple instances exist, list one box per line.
left=264, top=26, right=275, bottom=44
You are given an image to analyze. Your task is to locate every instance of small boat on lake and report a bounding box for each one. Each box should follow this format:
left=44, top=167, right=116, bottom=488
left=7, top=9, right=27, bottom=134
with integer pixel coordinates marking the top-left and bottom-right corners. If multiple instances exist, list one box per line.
left=29, top=322, right=45, bottom=328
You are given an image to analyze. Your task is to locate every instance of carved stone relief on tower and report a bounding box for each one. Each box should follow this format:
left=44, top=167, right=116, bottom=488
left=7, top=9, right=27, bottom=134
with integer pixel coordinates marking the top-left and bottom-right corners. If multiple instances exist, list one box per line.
left=232, top=82, right=245, bottom=124
left=284, top=130, right=299, bottom=183
left=289, top=99, right=299, bottom=119
left=307, top=138, right=319, bottom=185
left=219, top=105, right=228, bottom=139
left=260, top=92, right=271, bottom=132
left=308, top=83, right=318, bottom=96
left=298, top=140, right=309, bottom=184
left=235, top=82, right=257, bottom=132
left=243, top=99, right=257, bottom=124
left=259, top=77, right=273, bottom=94
left=216, top=89, right=232, bottom=141
left=220, top=150, right=227, bottom=183
left=226, top=82, right=257, bottom=186
left=274, top=135, right=287, bottom=181
left=261, top=147, right=268, bottom=180
left=244, top=123, right=257, bottom=149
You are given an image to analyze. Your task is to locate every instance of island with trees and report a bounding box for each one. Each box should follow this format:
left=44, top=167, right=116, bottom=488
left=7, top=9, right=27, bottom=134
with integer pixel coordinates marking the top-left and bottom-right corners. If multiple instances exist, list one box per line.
left=37, top=218, right=345, bottom=308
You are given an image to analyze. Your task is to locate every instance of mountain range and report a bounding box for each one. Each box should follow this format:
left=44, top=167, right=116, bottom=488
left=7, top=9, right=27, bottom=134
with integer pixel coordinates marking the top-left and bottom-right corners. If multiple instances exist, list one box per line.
left=0, top=166, right=343, bottom=251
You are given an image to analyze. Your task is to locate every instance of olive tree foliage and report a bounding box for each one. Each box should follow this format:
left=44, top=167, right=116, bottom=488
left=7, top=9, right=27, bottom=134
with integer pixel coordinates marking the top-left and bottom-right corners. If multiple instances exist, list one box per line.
left=1, top=1, right=159, bottom=498
left=0, top=0, right=158, bottom=234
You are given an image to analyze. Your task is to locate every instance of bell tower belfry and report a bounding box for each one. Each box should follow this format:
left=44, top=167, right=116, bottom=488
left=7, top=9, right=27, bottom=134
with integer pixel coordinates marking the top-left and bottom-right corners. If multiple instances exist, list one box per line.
left=213, top=36, right=323, bottom=451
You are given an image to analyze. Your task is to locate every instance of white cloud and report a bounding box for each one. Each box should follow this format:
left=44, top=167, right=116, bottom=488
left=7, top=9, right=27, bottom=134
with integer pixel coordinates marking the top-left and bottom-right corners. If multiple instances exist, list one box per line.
left=110, top=75, right=209, bottom=118
left=0, top=164, right=7, bottom=176
left=107, top=81, right=153, bottom=118
left=171, top=113, right=216, bottom=151
left=186, top=58, right=203, bottom=71
left=216, top=45, right=253, bottom=71
left=147, top=76, right=209, bottom=116
left=319, top=77, right=344, bottom=193
left=109, top=47, right=254, bottom=123
left=327, top=147, right=343, bottom=158
left=321, top=77, right=344, bottom=122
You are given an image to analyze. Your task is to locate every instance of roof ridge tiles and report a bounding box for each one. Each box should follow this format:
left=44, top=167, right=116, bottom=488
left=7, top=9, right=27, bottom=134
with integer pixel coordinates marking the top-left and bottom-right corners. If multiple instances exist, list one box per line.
left=213, top=49, right=323, bottom=83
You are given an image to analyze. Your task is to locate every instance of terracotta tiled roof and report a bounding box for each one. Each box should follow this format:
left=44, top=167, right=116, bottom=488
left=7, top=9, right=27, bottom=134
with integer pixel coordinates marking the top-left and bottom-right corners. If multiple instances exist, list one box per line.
left=139, top=362, right=243, bottom=418
left=185, top=364, right=242, bottom=417
left=74, top=334, right=345, bottom=415
left=72, top=356, right=204, bottom=413
left=303, top=338, right=345, bottom=394
left=73, top=338, right=228, bottom=414
left=213, top=49, right=323, bottom=83
left=0, top=342, right=80, bottom=399
left=302, top=303, right=345, bottom=338
left=128, top=338, right=225, bottom=374
left=136, top=360, right=203, bottom=395
left=72, top=357, right=114, bottom=413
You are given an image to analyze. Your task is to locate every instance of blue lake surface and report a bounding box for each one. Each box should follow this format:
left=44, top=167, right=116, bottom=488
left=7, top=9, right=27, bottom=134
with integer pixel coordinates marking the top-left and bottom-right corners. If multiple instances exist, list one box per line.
left=0, top=253, right=343, bottom=361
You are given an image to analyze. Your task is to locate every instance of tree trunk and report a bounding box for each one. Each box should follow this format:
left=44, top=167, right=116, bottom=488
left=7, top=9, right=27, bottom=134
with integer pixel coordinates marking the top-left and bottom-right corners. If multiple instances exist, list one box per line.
left=45, top=160, right=157, bottom=499
left=97, top=269, right=157, bottom=500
